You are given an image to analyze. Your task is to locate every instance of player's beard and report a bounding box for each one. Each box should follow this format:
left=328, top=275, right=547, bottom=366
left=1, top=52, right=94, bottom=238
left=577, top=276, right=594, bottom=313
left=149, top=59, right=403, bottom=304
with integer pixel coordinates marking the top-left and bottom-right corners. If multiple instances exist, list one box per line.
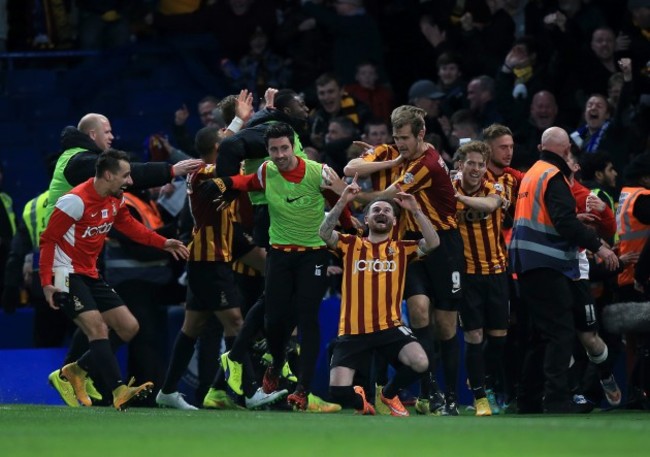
left=370, top=219, right=392, bottom=235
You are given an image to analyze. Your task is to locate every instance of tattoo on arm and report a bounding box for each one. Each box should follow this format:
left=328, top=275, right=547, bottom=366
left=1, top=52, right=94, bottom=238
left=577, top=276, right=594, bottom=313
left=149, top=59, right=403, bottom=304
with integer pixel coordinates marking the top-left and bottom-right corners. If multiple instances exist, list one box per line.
left=319, top=199, right=346, bottom=248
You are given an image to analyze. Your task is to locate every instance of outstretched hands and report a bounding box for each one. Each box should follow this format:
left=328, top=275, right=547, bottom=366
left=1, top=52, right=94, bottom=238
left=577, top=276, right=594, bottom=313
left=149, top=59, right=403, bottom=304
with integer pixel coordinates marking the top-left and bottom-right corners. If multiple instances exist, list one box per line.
left=163, top=239, right=190, bottom=260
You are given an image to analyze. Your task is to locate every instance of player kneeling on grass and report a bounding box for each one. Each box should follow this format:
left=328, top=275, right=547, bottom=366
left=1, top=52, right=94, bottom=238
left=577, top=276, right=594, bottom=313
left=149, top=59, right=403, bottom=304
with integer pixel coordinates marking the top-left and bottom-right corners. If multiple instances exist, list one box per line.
left=40, top=149, right=190, bottom=411
left=320, top=176, right=440, bottom=416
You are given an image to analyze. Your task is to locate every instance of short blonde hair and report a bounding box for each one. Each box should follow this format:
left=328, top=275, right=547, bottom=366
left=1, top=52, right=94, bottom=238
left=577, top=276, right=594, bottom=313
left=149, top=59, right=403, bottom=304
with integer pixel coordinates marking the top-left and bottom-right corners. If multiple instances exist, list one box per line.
left=390, top=105, right=426, bottom=136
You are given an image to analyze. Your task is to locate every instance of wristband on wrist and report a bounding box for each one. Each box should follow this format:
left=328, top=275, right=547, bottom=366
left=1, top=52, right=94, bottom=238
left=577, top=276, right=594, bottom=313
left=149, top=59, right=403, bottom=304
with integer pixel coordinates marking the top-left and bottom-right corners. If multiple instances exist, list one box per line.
left=228, top=116, right=244, bottom=133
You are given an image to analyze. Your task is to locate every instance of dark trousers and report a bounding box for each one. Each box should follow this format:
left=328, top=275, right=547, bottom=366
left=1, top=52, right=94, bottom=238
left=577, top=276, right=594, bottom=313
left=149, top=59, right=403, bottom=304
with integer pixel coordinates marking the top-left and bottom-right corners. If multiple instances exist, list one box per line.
left=265, top=248, right=329, bottom=391
left=519, top=268, right=575, bottom=405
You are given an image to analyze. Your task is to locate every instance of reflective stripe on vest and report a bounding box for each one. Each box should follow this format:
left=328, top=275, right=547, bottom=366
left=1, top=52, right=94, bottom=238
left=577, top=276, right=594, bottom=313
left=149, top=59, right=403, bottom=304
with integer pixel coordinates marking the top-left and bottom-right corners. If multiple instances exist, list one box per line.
left=22, top=191, right=49, bottom=248
left=509, top=160, right=579, bottom=278
left=0, top=192, right=16, bottom=235
left=616, top=186, right=650, bottom=286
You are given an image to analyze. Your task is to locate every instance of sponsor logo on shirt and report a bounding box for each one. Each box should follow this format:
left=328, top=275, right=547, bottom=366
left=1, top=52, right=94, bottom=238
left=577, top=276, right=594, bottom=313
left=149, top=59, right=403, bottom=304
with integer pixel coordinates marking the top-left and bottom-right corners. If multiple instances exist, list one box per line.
left=82, top=222, right=114, bottom=238
left=353, top=259, right=397, bottom=274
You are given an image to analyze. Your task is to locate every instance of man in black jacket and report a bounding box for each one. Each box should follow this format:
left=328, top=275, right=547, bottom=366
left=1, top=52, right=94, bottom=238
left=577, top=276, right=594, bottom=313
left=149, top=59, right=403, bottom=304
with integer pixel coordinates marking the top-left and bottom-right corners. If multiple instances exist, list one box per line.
left=510, top=126, right=619, bottom=413
left=216, top=90, right=310, bottom=248
left=47, top=113, right=203, bottom=223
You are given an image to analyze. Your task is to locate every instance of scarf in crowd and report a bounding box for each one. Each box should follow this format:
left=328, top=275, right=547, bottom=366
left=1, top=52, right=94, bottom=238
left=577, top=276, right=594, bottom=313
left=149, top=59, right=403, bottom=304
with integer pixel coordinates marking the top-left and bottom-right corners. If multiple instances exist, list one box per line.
left=574, top=120, right=611, bottom=152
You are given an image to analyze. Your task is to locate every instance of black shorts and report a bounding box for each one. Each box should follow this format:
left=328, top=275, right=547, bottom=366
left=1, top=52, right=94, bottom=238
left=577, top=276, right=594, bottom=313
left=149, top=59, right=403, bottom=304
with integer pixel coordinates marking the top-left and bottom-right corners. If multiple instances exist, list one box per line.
left=231, top=223, right=256, bottom=260
left=186, top=261, right=242, bottom=311
left=571, top=279, right=599, bottom=332
left=330, top=326, right=419, bottom=371
left=62, top=274, right=125, bottom=320
left=404, top=228, right=465, bottom=310
left=459, top=273, right=509, bottom=331
left=252, top=204, right=270, bottom=249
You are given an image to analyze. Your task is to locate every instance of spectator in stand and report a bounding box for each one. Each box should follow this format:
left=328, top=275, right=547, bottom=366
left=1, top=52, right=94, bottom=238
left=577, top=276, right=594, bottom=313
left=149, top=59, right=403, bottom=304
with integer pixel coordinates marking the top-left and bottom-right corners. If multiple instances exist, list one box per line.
left=206, top=0, right=277, bottom=63
left=172, top=96, right=221, bottom=157
left=448, top=109, right=480, bottom=151
left=76, top=1, right=130, bottom=50
left=570, top=92, right=640, bottom=174
left=309, top=73, right=371, bottom=149
left=361, top=119, right=391, bottom=147
left=407, top=79, right=449, bottom=153
left=302, top=0, right=385, bottom=85
left=273, top=1, right=330, bottom=97
left=496, top=36, right=561, bottom=136
left=513, top=90, right=565, bottom=170
left=467, top=75, right=504, bottom=129
left=344, top=61, right=394, bottom=123
left=577, top=27, right=621, bottom=101
left=321, top=116, right=360, bottom=176
left=621, top=0, right=650, bottom=97
left=232, top=28, right=291, bottom=103
left=436, top=52, right=466, bottom=118
left=452, top=0, right=515, bottom=77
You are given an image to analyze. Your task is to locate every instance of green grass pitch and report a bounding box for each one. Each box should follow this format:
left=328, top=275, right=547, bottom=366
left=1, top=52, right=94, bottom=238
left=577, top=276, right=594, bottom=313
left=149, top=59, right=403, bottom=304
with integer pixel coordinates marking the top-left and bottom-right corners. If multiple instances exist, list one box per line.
left=0, top=405, right=648, bottom=457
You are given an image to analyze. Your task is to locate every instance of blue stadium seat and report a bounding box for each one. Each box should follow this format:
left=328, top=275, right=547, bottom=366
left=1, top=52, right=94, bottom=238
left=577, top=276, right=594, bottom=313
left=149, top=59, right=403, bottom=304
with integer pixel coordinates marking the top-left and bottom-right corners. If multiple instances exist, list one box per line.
left=30, top=119, right=72, bottom=156
left=4, top=69, right=58, bottom=95
left=1, top=143, right=49, bottom=211
left=126, top=89, right=187, bottom=118
left=0, top=121, right=29, bottom=145
left=0, top=96, right=13, bottom=121
left=17, top=95, right=71, bottom=121
left=111, top=116, right=171, bottom=155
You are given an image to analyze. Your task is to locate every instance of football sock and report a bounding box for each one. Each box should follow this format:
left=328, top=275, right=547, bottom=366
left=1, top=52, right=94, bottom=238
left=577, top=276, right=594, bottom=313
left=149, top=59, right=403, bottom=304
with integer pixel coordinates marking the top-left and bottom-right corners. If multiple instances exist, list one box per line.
left=441, top=335, right=459, bottom=397
left=384, top=365, right=421, bottom=399
left=160, top=331, right=196, bottom=394
left=89, top=338, right=122, bottom=391
left=330, top=386, right=364, bottom=410
left=412, top=326, right=435, bottom=398
left=465, top=341, right=486, bottom=399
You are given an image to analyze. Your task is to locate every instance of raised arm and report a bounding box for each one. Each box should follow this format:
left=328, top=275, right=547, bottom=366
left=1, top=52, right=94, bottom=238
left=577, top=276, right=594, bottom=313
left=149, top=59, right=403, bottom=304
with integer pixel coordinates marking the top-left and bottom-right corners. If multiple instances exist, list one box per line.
left=393, top=190, right=440, bottom=253
left=343, top=143, right=403, bottom=178
left=456, top=193, right=502, bottom=212
left=344, top=155, right=403, bottom=178
left=319, top=174, right=361, bottom=249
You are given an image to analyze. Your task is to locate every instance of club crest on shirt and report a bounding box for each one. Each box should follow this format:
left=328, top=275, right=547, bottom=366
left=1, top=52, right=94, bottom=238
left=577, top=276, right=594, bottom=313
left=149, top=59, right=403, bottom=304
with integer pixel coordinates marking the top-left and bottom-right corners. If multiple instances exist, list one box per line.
left=387, top=246, right=394, bottom=256
left=494, top=183, right=504, bottom=192
left=101, top=209, right=108, bottom=218
left=112, top=202, right=117, bottom=216
left=403, top=173, right=414, bottom=184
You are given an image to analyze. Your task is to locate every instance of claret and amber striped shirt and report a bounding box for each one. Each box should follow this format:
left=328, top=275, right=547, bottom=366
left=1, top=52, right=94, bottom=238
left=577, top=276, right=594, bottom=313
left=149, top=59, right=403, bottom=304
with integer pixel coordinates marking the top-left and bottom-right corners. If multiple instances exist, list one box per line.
left=362, top=144, right=403, bottom=193
left=395, top=146, right=457, bottom=235
left=335, top=234, right=420, bottom=336
left=453, top=179, right=507, bottom=275
left=187, top=164, right=235, bottom=262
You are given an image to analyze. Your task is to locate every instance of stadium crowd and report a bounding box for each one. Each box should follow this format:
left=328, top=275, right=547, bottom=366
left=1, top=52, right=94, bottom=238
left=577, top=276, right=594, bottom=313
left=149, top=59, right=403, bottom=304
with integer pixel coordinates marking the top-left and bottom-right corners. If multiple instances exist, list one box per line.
left=2, top=0, right=650, bottom=415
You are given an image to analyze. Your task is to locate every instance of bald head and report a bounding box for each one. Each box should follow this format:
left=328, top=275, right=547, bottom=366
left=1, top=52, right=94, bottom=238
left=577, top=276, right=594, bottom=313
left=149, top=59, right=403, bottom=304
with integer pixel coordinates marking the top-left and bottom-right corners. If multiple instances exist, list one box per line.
left=78, top=113, right=113, bottom=150
left=78, top=113, right=108, bottom=133
left=540, top=127, right=571, bottom=159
